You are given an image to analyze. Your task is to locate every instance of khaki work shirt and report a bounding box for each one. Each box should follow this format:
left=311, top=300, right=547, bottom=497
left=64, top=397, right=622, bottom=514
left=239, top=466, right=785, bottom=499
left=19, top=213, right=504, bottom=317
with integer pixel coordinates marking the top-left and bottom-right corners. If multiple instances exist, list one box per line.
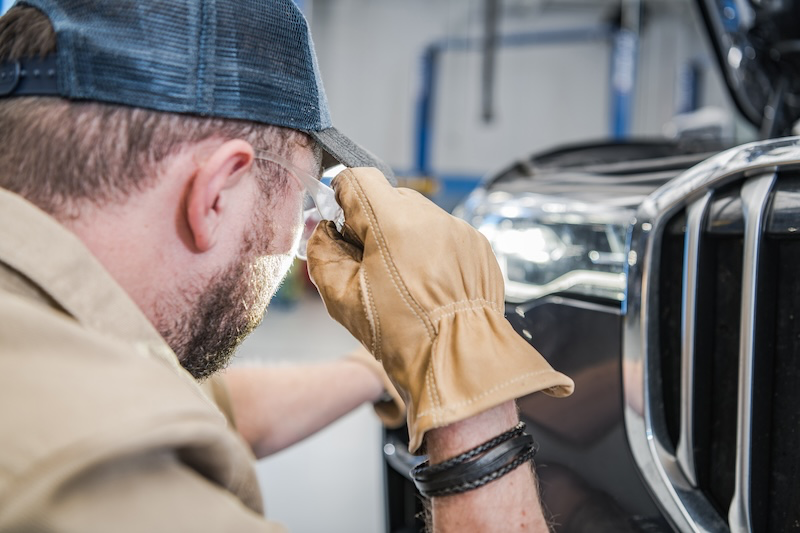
left=0, top=188, right=287, bottom=532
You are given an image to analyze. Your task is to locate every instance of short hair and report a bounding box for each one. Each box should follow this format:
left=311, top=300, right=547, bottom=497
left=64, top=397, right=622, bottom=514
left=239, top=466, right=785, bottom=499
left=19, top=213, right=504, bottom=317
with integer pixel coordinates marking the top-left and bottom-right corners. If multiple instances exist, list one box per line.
left=0, top=5, right=315, bottom=217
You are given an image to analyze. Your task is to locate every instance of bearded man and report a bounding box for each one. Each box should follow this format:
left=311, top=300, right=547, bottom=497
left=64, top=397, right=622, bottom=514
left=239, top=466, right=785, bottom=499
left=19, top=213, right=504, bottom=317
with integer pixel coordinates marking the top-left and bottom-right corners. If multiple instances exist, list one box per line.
left=0, top=1, right=573, bottom=531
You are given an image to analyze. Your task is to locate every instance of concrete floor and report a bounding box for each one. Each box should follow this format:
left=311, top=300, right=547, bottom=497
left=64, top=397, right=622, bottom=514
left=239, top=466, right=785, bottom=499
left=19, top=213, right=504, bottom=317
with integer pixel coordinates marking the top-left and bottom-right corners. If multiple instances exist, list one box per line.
left=233, top=289, right=386, bottom=533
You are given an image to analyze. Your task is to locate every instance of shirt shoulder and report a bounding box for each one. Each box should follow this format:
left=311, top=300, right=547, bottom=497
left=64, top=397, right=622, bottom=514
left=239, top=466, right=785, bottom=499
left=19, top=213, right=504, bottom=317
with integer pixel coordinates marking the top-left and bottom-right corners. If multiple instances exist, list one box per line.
left=0, top=291, right=276, bottom=530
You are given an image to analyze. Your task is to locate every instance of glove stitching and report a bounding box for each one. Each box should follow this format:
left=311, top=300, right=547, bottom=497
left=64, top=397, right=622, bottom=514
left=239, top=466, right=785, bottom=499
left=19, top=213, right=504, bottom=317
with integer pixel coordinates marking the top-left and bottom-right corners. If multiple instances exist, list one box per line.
left=428, top=298, right=503, bottom=323
left=425, top=363, right=441, bottom=425
left=415, top=369, right=559, bottom=419
left=346, top=172, right=435, bottom=341
left=360, top=268, right=381, bottom=360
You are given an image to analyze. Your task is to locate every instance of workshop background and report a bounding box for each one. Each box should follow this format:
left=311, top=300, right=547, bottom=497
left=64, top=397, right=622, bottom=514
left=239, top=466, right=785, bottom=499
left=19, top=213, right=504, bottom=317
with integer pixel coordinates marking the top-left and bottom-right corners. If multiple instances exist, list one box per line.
left=0, top=0, right=746, bottom=531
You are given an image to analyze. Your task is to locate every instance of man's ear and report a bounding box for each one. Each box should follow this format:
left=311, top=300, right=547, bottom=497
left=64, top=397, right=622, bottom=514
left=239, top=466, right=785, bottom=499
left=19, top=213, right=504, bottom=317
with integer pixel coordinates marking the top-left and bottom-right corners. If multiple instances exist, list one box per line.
left=185, top=140, right=255, bottom=252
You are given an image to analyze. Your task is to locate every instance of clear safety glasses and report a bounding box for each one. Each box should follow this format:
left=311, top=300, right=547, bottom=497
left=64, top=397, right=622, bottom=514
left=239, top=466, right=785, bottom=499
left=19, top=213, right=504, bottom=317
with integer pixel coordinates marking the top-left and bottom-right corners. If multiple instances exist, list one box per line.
left=254, top=150, right=345, bottom=261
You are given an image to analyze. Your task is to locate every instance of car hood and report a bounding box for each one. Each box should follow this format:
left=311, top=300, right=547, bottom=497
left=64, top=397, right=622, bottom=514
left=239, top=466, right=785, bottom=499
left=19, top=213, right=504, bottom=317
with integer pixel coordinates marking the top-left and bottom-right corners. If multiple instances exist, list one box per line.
left=480, top=139, right=721, bottom=200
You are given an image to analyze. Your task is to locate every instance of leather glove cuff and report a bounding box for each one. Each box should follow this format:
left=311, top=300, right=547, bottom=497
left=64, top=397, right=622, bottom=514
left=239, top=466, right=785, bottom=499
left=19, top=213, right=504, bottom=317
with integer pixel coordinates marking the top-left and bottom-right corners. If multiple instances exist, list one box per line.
left=401, top=306, right=573, bottom=452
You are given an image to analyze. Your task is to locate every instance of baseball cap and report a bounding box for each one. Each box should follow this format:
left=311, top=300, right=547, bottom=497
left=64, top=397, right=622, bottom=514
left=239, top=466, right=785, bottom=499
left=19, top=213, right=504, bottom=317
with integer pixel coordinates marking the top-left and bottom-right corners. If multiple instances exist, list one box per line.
left=0, top=0, right=395, bottom=182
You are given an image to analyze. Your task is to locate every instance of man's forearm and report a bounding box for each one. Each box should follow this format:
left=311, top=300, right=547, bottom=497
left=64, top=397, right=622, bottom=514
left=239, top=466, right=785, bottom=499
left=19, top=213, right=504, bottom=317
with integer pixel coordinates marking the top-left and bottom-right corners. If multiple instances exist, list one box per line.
left=222, top=359, right=384, bottom=458
left=425, top=401, right=550, bottom=533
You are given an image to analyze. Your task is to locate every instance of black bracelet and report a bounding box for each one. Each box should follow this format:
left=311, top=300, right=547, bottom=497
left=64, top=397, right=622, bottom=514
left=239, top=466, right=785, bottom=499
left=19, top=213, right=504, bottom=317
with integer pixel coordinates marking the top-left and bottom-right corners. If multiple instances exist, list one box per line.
left=421, top=442, right=538, bottom=498
left=417, top=421, right=526, bottom=476
left=410, top=422, right=537, bottom=499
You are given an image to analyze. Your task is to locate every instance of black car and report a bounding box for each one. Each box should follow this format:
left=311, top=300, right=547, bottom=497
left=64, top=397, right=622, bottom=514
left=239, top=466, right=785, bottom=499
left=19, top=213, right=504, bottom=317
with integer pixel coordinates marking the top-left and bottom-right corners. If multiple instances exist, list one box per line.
left=383, top=1, right=800, bottom=531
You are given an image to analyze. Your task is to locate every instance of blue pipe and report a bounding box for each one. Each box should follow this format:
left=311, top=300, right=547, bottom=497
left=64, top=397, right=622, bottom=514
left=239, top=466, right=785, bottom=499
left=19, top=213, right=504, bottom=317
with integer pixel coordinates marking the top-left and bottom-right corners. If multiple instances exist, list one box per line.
left=414, top=25, right=614, bottom=177
left=434, top=25, right=612, bottom=53
left=610, top=28, right=639, bottom=139
left=415, top=45, right=438, bottom=176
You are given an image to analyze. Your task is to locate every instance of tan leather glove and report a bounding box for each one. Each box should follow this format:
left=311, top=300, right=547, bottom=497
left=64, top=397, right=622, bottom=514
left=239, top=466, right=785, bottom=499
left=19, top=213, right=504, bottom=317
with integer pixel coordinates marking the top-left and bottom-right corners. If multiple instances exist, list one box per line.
left=307, top=167, right=574, bottom=453
left=345, top=346, right=406, bottom=429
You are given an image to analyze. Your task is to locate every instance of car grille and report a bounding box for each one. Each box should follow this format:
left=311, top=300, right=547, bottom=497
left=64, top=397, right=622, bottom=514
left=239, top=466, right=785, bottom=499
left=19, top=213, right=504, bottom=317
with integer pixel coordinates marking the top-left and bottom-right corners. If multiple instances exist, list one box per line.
left=623, top=138, right=800, bottom=532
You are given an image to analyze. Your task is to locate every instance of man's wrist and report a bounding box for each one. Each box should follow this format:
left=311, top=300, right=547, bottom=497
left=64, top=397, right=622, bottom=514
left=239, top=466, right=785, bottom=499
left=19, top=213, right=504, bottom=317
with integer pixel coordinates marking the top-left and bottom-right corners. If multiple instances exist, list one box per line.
left=424, top=401, right=520, bottom=465
left=422, top=401, right=548, bottom=532
left=339, top=356, right=386, bottom=403
left=412, top=421, right=535, bottom=499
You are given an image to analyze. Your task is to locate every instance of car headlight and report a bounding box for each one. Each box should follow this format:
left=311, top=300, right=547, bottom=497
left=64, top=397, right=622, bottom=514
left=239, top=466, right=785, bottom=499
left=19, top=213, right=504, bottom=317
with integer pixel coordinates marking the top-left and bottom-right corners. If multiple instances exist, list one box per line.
left=454, top=188, right=633, bottom=303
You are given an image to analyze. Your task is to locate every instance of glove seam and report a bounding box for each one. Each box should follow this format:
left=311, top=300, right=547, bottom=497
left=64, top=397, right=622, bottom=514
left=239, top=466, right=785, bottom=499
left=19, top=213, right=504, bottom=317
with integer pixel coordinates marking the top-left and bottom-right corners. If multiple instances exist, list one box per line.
left=415, top=369, right=560, bottom=419
left=428, top=298, right=503, bottom=323
left=346, top=171, right=434, bottom=341
left=426, top=359, right=445, bottom=425
left=359, top=268, right=381, bottom=359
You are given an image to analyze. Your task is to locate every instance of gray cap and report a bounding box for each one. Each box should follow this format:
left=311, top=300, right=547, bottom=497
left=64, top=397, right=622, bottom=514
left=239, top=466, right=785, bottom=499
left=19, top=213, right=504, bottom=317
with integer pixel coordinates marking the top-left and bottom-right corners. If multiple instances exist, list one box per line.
left=1, top=0, right=394, bottom=182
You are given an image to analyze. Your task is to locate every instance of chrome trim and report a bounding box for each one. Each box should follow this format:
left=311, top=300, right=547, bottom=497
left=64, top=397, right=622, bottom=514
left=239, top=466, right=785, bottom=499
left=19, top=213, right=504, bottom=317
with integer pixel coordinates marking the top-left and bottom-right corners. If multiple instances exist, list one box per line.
left=676, top=192, right=712, bottom=488
left=623, top=137, right=800, bottom=532
left=624, top=192, right=727, bottom=533
left=728, top=172, right=777, bottom=532
left=503, top=269, right=626, bottom=303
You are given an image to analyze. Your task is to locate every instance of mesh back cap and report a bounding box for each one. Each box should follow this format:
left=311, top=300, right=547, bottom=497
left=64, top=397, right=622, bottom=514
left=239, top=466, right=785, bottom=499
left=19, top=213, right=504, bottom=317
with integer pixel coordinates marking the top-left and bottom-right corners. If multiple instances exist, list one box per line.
left=12, top=0, right=394, bottom=180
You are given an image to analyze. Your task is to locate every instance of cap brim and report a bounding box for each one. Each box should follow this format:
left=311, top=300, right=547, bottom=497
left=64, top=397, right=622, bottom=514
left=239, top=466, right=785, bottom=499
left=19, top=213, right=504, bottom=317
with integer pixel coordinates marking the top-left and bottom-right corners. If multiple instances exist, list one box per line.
left=307, top=127, right=396, bottom=186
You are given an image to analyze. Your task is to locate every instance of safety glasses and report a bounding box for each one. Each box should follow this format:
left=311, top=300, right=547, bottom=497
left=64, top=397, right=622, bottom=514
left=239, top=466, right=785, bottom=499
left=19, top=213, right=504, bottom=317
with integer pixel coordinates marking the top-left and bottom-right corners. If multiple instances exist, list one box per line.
left=254, top=150, right=345, bottom=261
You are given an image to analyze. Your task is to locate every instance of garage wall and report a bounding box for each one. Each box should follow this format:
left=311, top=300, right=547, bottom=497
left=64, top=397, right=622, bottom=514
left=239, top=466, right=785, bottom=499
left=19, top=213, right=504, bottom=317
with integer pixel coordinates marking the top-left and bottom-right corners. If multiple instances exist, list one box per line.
left=307, top=0, right=736, bottom=181
left=430, top=8, right=612, bottom=176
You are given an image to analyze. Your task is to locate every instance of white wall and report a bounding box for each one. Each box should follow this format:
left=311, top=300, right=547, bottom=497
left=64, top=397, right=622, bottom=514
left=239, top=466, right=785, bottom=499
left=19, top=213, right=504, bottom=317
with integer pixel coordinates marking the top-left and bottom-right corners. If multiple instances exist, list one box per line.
left=430, top=9, right=611, bottom=175
left=308, top=0, right=738, bottom=180
left=309, top=0, right=474, bottom=174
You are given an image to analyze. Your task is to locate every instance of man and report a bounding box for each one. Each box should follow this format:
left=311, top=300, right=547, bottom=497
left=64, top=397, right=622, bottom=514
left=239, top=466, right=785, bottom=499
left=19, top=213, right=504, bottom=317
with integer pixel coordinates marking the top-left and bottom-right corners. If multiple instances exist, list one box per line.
left=0, top=0, right=574, bottom=531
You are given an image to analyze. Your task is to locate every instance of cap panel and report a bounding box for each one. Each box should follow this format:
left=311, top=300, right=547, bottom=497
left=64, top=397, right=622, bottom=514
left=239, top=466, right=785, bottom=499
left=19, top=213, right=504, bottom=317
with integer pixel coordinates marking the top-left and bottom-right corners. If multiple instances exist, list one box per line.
left=19, top=0, right=331, bottom=130
left=22, top=0, right=204, bottom=112
left=211, top=0, right=331, bottom=128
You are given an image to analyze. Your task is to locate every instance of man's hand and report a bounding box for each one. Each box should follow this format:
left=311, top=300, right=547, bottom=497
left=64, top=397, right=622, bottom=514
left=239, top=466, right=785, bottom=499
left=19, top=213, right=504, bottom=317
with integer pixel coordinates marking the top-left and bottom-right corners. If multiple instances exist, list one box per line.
left=306, top=167, right=573, bottom=452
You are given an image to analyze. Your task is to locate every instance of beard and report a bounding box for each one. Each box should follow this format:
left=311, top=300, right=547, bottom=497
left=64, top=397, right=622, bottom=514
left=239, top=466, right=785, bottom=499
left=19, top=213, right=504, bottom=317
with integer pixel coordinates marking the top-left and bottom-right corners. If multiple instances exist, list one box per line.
left=155, top=207, right=298, bottom=381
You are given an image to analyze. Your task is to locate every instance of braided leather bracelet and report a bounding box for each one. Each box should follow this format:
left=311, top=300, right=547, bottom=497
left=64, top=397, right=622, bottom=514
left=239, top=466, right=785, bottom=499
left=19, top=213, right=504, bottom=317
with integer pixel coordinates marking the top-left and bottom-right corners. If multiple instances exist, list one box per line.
left=410, top=422, right=537, bottom=498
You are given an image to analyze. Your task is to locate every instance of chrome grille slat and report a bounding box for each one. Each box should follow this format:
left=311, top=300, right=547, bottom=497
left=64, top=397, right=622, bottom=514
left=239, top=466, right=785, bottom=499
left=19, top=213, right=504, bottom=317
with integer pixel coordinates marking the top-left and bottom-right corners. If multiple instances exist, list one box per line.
left=624, top=139, right=800, bottom=533
left=676, top=191, right=712, bottom=488
left=728, top=172, right=777, bottom=533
